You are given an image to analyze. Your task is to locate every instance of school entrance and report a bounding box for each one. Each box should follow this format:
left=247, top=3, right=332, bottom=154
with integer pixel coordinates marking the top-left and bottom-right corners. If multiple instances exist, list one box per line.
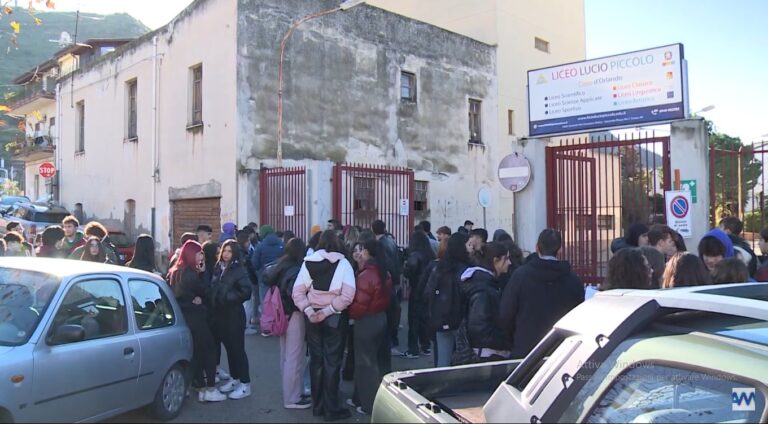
left=545, top=134, right=671, bottom=284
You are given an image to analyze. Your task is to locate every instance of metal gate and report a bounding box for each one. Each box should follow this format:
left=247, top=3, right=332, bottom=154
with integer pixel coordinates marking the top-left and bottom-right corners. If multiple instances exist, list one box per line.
left=259, top=166, right=308, bottom=241
left=332, top=163, right=414, bottom=247
left=710, top=146, right=767, bottom=246
left=546, top=134, right=671, bottom=284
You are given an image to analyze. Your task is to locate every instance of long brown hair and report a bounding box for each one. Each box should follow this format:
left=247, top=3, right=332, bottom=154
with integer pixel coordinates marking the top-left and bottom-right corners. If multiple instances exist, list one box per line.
left=662, top=253, right=711, bottom=288
left=80, top=236, right=107, bottom=263
left=711, top=258, right=749, bottom=285
left=217, top=239, right=240, bottom=265
left=604, top=248, right=651, bottom=290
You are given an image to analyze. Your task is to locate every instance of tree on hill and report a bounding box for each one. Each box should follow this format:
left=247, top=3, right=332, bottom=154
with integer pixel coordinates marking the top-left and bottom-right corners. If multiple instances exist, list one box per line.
left=0, top=7, right=149, bottom=155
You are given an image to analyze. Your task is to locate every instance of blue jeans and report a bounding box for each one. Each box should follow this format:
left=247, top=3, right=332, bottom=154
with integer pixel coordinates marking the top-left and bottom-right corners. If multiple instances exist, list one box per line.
left=244, top=294, right=256, bottom=328
left=258, top=282, right=269, bottom=317
left=434, top=331, right=455, bottom=368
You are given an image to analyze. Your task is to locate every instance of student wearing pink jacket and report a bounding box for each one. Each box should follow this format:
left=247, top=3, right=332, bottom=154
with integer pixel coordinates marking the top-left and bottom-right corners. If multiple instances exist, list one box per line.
left=293, top=230, right=356, bottom=421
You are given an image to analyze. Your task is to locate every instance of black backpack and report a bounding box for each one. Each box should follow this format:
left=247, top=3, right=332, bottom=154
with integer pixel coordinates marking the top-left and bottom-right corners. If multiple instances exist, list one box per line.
left=426, top=267, right=463, bottom=332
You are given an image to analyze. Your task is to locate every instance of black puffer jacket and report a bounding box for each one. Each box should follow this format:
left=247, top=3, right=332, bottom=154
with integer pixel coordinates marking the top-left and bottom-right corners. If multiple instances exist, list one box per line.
left=209, top=261, right=252, bottom=309
left=499, top=254, right=584, bottom=358
left=459, top=267, right=510, bottom=351
left=404, top=251, right=431, bottom=302
left=423, top=261, right=467, bottom=332
left=263, top=258, right=302, bottom=315
left=172, top=268, right=210, bottom=312
left=378, top=235, right=402, bottom=286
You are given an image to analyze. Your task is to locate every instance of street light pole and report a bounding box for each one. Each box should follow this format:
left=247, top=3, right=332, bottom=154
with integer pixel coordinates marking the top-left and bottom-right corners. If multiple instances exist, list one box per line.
left=690, top=104, right=715, bottom=117
left=276, top=0, right=365, bottom=168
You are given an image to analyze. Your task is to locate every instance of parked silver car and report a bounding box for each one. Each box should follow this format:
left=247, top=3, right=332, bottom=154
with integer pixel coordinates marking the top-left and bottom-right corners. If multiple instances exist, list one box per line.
left=0, top=258, right=193, bottom=423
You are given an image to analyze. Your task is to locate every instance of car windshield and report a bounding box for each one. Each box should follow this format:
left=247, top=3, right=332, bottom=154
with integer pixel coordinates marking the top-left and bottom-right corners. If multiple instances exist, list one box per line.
left=109, top=233, right=133, bottom=247
left=0, top=196, right=29, bottom=205
left=0, top=269, right=60, bottom=346
left=31, top=212, right=70, bottom=223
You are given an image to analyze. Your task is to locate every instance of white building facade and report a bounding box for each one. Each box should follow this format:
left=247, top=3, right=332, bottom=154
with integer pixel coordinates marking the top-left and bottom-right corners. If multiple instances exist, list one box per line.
left=15, top=0, right=585, bottom=257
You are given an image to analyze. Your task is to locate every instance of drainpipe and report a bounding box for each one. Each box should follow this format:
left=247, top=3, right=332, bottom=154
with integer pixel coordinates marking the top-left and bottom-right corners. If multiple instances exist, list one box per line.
left=151, top=36, right=159, bottom=241
left=55, top=82, right=62, bottom=203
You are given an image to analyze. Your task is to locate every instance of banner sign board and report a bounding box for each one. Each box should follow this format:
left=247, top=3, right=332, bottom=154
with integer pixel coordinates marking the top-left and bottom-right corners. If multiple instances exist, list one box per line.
left=528, top=44, right=687, bottom=137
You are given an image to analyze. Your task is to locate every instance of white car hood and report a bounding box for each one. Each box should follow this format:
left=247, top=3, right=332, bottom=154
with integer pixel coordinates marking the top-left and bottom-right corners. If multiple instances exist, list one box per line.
left=0, top=345, right=15, bottom=356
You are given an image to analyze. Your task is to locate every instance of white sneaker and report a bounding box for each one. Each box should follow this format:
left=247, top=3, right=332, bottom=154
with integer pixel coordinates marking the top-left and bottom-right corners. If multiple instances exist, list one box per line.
left=219, top=379, right=239, bottom=393
left=201, top=388, right=227, bottom=402
left=228, top=382, right=251, bottom=400
left=216, top=367, right=231, bottom=381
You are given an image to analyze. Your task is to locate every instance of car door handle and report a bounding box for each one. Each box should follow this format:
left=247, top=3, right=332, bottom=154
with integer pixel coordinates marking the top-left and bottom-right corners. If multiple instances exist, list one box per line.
left=124, top=347, right=134, bottom=356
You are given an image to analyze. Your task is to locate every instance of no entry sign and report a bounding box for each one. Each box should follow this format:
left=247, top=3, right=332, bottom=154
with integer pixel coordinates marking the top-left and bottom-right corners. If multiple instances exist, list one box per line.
left=497, top=153, right=531, bottom=192
left=39, top=162, right=56, bottom=179
left=665, top=190, right=692, bottom=239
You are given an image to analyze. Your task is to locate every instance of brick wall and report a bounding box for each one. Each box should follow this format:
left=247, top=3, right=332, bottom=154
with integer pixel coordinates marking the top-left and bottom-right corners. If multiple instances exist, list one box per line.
left=171, top=198, right=221, bottom=249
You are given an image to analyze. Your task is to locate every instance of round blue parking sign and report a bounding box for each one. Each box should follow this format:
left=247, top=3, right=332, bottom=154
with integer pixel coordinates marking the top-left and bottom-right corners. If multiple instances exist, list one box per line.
left=671, top=195, right=689, bottom=219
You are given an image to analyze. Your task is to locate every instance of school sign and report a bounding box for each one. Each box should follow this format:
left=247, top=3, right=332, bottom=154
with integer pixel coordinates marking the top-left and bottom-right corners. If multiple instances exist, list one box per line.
left=528, top=44, right=688, bottom=137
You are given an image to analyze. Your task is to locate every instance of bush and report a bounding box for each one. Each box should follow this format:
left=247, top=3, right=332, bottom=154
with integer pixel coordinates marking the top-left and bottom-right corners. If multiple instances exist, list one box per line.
left=743, top=211, right=767, bottom=233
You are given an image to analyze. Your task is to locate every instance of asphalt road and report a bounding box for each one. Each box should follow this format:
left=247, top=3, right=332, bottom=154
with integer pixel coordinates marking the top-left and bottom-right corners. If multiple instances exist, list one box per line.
left=107, top=306, right=432, bottom=423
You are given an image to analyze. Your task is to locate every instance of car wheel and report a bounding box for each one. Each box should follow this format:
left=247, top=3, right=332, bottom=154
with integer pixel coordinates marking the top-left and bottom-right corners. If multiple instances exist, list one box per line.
left=149, top=363, right=187, bottom=421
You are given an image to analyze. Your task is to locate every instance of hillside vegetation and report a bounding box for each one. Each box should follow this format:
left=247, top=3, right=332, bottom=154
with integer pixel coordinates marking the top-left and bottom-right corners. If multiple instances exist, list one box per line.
left=0, top=11, right=149, bottom=149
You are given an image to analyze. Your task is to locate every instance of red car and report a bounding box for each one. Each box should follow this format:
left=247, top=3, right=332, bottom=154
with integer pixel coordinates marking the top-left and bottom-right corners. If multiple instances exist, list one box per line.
left=108, top=230, right=135, bottom=263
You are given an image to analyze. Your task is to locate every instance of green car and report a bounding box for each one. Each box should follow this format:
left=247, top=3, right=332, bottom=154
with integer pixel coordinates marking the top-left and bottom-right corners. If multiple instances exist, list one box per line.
left=372, top=284, right=768, bottom=423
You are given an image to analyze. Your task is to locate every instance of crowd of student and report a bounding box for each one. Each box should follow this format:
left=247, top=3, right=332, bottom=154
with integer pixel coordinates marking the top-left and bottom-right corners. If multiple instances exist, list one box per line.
left=151, top=218, right=588, bottom=420
left=5, top=211, right=761, bottom=421
left=0, top=215, right=160, bottom=271
left=603, top=216, right=765, bottom=291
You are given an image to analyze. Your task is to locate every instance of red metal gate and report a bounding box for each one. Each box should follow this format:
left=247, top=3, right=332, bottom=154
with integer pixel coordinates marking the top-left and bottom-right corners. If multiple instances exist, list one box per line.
left=332, top=163, right=414, bottom=247
left=259, top=166, right=308, bottom=241
left=710, top=146, right=767, bottom=247
left=546, top=134, right=671, bottom=284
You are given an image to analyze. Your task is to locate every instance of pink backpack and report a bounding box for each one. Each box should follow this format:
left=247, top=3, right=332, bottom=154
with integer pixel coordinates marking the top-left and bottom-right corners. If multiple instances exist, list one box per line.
left=260, top=286, right=288, bottom=336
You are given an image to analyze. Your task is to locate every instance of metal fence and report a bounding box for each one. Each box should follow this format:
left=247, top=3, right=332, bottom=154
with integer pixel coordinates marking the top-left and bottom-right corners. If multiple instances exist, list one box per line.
left=332, top=163, right=414, bottom=247
left=259, top=166, right=308, bottom=241
left=710, top=146, right=768, bottom=251
left=546, top=134, right=671, bottom=284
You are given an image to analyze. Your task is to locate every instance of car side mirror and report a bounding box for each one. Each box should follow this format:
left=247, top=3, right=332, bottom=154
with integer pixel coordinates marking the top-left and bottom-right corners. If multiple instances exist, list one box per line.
left=49, top=324, right=85, bottom=345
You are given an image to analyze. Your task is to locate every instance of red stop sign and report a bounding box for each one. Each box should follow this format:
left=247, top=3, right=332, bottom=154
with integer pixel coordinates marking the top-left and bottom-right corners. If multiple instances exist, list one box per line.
left=39, top=162, right=56, bottom=178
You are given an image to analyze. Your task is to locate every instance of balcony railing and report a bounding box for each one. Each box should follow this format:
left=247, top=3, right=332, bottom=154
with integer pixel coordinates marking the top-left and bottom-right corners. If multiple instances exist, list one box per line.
left=8, top=136, right=55, bottom=160
left=8, top=78, right=56, bottom=111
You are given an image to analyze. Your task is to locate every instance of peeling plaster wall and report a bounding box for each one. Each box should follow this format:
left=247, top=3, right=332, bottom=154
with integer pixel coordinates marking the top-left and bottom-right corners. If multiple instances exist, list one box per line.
left=237, top=0, right=501, bottom=231
left=368, top=0, right=587, bottom=240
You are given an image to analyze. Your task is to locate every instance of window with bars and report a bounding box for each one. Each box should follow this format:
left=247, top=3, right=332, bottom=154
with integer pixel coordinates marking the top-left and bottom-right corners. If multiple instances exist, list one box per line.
left=353, top=177, right=376, bottom=225
left=126, top=79, right=138, bottom=140
left=414, top=181, right=428, bottom=212
left=598, top=214, right=614, bottom=230
left=469, top=99, right=482, bottom=144
left=575, top=214, right=594, bottom=231
left=190, top=65, right=203, bottom=126
left=76, top=101, right=85, bottom=153
left=353, top=177, right=375, bottom=212
left=400, top=71, right=416, bottom=102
